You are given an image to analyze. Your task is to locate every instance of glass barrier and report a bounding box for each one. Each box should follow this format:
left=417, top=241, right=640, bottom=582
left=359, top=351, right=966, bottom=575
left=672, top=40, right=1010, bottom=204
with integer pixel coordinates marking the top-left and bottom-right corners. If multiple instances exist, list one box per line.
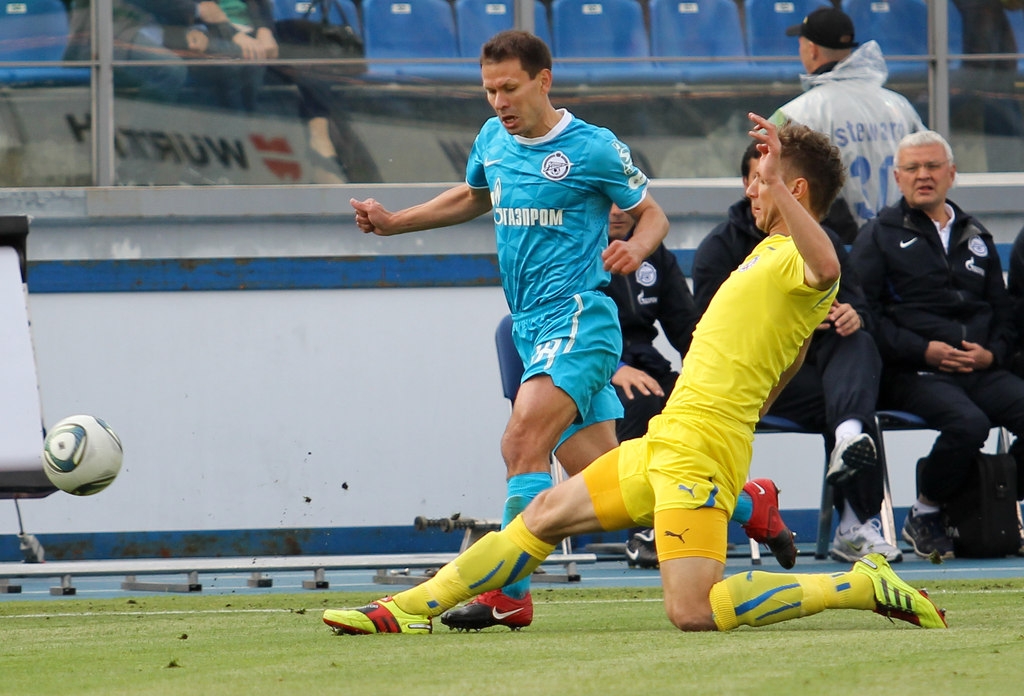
left=0, top=1, right=1021, bottom=186
left=947, top=0, right=1024, bottom=172
left=0, top=0, right=91, bottom=186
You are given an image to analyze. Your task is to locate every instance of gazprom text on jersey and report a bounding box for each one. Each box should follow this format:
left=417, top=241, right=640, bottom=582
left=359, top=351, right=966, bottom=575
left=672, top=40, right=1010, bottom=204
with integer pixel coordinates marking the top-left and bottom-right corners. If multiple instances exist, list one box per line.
left=494, top=207, right=564, bottom=226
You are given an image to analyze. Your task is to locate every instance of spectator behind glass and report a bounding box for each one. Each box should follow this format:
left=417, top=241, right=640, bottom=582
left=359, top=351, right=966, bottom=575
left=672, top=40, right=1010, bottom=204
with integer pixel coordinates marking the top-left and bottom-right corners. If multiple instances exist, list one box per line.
left=851, top=130, right=1024, bottom=561
left=191, top=1, right=277, bottom=113
left=193, top=1, right=351, bottom=183
left=65, top=0, right=202, bottom=102
left=602, top=203, right=698, bottom=569
left=769, top=6, right=924, bottom=241
left=693, top=140, right=894, bottom=563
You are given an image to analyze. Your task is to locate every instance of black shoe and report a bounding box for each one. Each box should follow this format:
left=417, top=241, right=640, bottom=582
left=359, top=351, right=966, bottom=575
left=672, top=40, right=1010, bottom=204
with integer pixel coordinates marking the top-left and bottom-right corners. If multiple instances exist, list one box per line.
left=826, top=433, right=877, bottom=486
left=625, top=528, right=659, bottom=569
left=438, top=589, right=533, bottom=631
left=901, top=509, right=954, bottom=560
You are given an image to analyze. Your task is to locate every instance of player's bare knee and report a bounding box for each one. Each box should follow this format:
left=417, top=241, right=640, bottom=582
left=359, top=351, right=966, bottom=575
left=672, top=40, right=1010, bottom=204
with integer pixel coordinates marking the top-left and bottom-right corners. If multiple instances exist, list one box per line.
left=661, top=574, right=719, bottom=632
left=501, top=430, right=551, bottom=477
left=664, top=606, right=718, bottom=632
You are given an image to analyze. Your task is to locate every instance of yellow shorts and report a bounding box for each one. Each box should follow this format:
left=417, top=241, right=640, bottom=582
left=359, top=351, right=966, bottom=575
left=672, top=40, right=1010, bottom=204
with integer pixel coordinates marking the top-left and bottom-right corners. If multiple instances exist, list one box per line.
left=582, top=411, right=752, bottom=564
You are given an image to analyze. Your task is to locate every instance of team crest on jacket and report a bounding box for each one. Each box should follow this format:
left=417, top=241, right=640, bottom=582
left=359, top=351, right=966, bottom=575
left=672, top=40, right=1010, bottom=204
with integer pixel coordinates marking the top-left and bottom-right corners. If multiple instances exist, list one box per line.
left=635, top=261, right=657, bottom=287
left=541, top=151, right=572, bottom=181
left=968, top=236, right=988, bottom=257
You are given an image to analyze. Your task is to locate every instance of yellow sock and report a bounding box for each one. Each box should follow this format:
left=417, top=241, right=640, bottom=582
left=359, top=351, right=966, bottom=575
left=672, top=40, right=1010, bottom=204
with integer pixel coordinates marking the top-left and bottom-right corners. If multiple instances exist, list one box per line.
left=709, top=570, right=875, bottom=630
left=393, top=515, right=556, bottom=617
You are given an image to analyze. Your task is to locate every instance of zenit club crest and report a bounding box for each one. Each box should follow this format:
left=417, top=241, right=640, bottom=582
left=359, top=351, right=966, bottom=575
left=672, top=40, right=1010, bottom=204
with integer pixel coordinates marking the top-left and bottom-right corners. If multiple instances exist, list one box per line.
left=635, top=261, right=657, bottom=287
left=541, top=151, right=572, bottom=181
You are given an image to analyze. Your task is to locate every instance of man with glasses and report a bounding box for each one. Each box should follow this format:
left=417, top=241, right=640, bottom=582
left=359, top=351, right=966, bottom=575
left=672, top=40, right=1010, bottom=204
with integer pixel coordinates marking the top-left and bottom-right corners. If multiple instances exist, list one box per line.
left=851, top=130, right=1024, bottom=559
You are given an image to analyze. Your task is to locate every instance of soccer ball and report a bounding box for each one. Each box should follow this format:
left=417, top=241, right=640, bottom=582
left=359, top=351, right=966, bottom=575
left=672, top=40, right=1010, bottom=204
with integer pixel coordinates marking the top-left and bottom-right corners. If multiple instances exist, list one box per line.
left=42, top=415, right=124, bottom=496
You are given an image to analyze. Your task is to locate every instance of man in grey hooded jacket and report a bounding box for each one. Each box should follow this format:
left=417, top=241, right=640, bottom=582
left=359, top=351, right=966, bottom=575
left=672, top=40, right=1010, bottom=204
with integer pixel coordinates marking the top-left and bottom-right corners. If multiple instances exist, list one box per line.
left=770, top=7, right=924, bottom=240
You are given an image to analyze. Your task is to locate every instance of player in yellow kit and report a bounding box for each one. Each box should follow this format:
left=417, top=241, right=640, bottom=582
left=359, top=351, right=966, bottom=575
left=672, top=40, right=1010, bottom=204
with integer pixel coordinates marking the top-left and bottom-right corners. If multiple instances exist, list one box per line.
left=323, top=114, right=947, bottom=634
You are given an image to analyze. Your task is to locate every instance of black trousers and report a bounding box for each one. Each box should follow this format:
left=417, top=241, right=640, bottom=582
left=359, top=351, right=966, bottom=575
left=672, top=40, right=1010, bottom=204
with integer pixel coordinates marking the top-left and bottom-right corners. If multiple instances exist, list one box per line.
left=614, top=370, right=678, bottom=442
left=881, top=368, right=1024, bottom=503
left=768, top=329, right=884, bottom=523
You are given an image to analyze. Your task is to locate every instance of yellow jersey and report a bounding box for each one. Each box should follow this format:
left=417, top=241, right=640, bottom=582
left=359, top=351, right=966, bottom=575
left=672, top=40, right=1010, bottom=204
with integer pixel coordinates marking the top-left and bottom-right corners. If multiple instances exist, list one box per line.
left=661, top=233, right=838, bottom=429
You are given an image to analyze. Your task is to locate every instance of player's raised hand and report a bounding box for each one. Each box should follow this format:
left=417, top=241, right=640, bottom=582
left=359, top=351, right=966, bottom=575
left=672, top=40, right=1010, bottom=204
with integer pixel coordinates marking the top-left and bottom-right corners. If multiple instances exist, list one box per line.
left=748, top=113, right=781, bottom=185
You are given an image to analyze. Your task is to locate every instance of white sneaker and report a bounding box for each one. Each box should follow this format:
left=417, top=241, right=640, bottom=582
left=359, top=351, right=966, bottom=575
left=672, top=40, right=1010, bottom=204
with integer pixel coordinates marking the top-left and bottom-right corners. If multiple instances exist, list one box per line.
left=830, top=518, right=903, bottom=563
left=826, top=433, right=877, bottom=485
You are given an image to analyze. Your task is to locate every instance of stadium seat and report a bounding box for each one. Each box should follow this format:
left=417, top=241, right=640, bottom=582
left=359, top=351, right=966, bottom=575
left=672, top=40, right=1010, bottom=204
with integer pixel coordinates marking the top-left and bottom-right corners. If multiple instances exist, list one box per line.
left=842, top=0, right=928, bottom=56
left=648, top=0, right=754, bottom=83
left=743, top=0, right=831, bottom=80
left=455, top=0, right=552, bottom=58
left=549, top=0, right=655, bottom=84
left=0, top=0, right=89, bottom=86
left=842, top=0, right=969, bottom=78
left=272, top=0, right=363, bottom=37
left=495, top=314, right=524, bottom=403
left=361, top=0, right=469, bottom=80
left=841, top=0, right=929, bottom=78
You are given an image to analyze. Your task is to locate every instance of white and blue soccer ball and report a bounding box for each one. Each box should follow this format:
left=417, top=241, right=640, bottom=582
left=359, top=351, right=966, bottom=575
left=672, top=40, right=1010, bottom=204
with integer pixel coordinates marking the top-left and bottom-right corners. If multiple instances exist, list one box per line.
left=42, top=415, right=124, bottom=496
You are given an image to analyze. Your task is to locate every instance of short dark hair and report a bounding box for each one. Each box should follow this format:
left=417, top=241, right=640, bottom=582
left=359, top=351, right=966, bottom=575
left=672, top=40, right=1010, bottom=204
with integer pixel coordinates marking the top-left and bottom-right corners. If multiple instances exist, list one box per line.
left=778, top=122, right=845, bottom=220
left=740, top=140, right=761, bottom=179
left=480, top=30, right=552, bottom=78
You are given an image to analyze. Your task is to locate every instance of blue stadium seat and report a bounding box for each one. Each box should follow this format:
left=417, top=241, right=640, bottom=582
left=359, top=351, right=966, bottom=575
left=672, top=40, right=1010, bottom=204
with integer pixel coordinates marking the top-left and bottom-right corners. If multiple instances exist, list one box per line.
left=1009, top=7, right=1024, bottom=72
left=648, top=0, right=755, bottom=82
left=744, top=0, right=831, bottom=80
left=549, top=0, right=654, bottom=83
left=361, top=0, right=468, bottom=80
left=0, top=0, right=89, bottom=86
left=841, top=0, right=928, bottom=77
left=272, top=0, right=363, bottom=37
left=456, top=0, right=513, bottom=57
left=455, top=0, right=552, bottom=58
left=842, top=0, right=969, bottom=78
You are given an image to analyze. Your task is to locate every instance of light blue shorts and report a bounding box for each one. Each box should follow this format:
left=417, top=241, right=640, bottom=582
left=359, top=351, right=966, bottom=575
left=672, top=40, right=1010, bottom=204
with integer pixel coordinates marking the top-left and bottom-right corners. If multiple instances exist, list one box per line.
left=512, top=291, right=623, bottom=447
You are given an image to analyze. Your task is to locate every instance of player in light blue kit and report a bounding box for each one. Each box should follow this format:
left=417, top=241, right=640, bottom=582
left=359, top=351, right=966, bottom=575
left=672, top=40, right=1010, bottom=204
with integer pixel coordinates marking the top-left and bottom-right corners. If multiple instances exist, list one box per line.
left=348, top=31, right=793, bottom=632
left=350, top=30, right=668, bottom=629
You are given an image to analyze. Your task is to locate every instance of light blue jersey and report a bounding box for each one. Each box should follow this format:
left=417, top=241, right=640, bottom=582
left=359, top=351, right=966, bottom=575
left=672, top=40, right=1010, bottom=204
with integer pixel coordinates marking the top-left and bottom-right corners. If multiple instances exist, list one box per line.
left=467, top=109, right=649, bottom=315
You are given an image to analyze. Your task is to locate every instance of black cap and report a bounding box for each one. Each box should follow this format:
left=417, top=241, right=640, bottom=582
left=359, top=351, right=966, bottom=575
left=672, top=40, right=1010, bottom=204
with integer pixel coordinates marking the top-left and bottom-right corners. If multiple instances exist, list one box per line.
left=785, top=7, right=859, bottom=50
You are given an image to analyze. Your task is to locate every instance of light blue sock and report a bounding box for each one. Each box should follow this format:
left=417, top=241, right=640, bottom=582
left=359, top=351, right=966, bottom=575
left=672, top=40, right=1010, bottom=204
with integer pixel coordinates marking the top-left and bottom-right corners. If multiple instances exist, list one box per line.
left=500, top=472, right=552, bottom=599
left=732, top=490, right=753, bottom=526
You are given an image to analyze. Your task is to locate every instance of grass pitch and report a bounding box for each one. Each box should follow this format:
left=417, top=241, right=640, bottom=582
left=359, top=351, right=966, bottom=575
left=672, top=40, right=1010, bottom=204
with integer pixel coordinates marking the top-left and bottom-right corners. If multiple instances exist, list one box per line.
left=2, top=581, right=1023, bottom=696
